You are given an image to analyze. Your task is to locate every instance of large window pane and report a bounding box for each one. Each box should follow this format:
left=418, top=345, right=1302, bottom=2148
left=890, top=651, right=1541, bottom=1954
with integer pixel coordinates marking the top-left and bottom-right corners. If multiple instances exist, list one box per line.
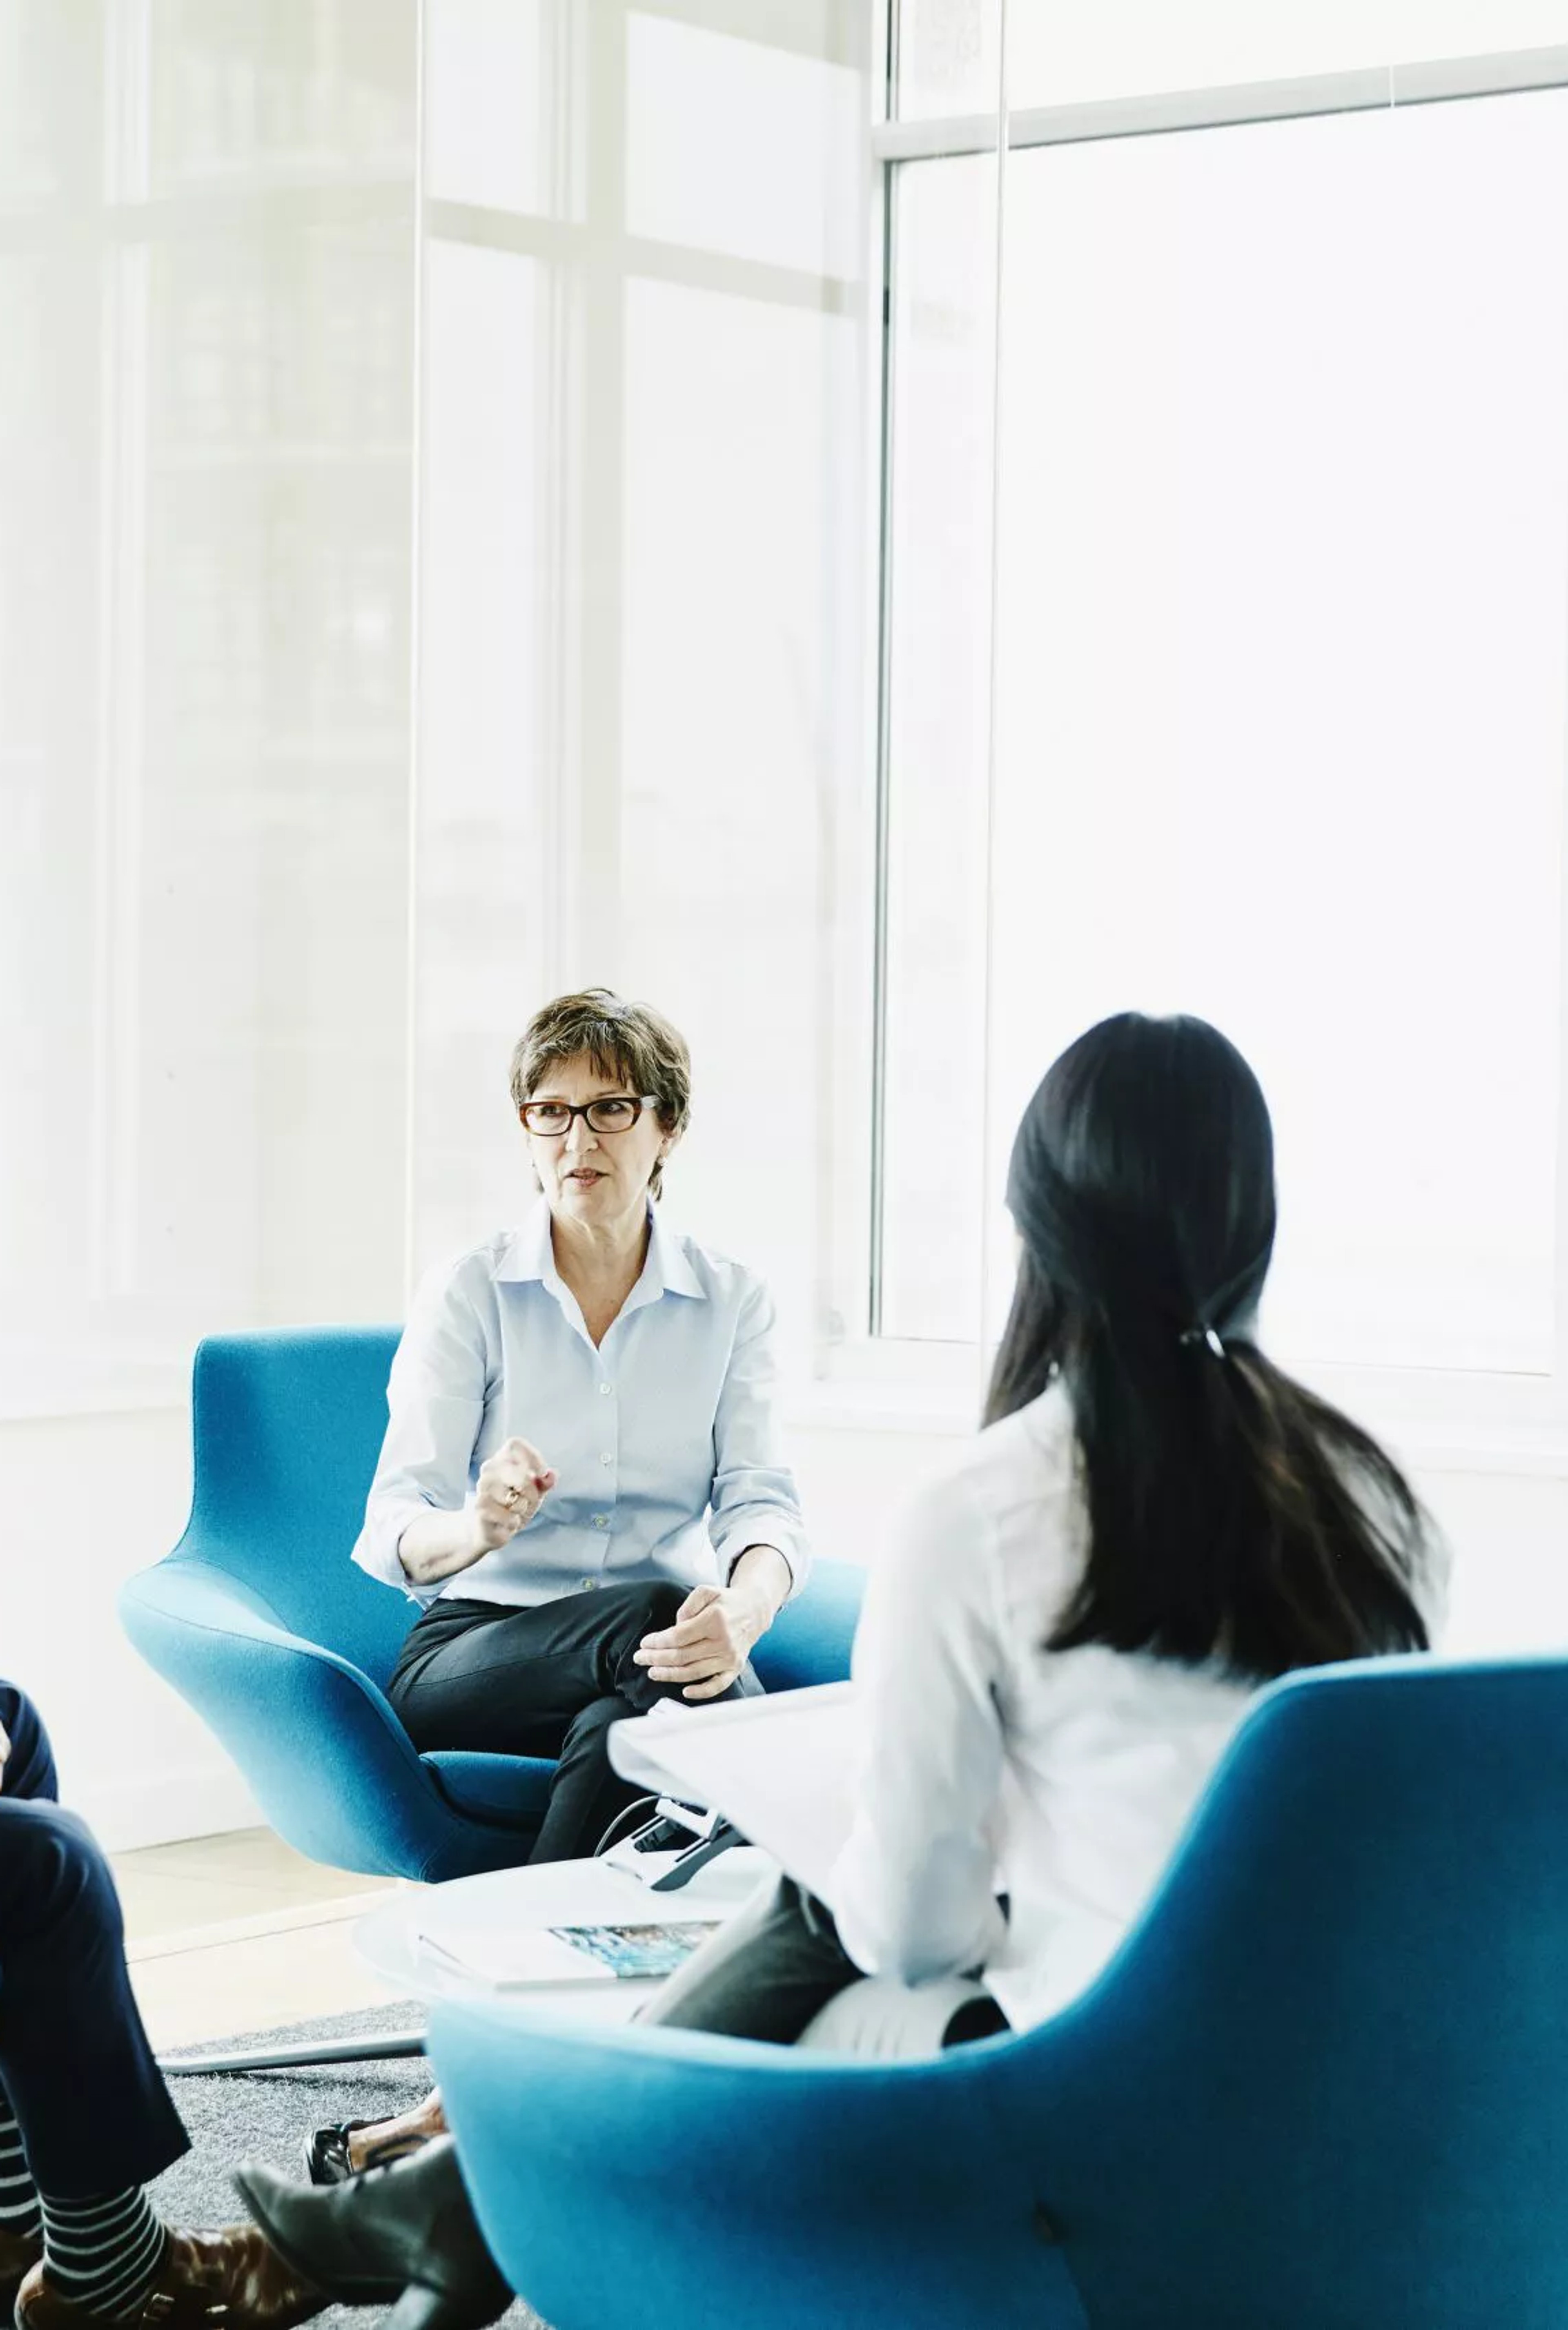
left=982, top=91, right=1568, bottom=1372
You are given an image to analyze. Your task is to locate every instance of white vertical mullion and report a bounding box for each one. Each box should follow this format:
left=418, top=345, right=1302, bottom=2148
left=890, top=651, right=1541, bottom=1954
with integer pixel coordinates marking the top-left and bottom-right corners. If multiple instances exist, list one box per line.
left=403, top=0, right=428, bottom=1309
left=852, top=88, right=895, bottom=1352
left=89, top=236, right=149, bottom=1305
left=975, top=0, right=1010, bottom=1401
left=1550, top=400, right=1568, bottom=1417
left=535, top=0, right=582, bottom=999
left=89, top=0, right=151, bottom=1307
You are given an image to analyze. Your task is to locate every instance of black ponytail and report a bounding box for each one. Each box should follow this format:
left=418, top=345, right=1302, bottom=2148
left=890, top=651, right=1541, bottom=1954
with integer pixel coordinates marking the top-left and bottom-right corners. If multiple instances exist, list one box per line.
left=987, top=1014, right=1430, bottom=1679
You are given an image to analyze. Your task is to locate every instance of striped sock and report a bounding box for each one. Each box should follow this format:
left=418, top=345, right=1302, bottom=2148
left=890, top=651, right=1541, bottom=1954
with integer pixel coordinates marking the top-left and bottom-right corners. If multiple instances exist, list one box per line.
left=38, top=2189, right=167, bottom=2320
left=0, top=2101, right=41, bottom=2245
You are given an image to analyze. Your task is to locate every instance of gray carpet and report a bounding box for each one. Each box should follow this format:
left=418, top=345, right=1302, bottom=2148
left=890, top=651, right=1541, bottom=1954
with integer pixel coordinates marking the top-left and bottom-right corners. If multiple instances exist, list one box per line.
left=154, top=2002, right=546, bottom=2330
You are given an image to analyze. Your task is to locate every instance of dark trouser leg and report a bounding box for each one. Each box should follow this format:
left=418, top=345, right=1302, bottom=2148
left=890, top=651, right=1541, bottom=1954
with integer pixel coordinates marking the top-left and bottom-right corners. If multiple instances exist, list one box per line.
left=0, top=1800, right=189, bottom=2198
left=642, top=1877, right=862, bottom=2042
left=526, top=1695, right=648, bottom=1865
left=646, top=1878, right=1012, bottom=2048
left=386, top=1584, right=762, bottom=1864
left=0, top=1684, right=59, bottom=1806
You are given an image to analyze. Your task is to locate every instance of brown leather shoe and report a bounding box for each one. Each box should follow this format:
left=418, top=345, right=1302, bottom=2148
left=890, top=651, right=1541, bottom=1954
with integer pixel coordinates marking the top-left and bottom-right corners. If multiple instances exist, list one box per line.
left=16, top=2225, right=324, bottom=2330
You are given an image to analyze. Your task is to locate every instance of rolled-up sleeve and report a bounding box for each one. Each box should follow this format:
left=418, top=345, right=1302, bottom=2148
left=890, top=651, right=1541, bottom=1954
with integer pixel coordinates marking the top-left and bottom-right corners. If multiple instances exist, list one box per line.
left=351, top=1265, right=489, bottom=1605
left=830, top=1479, right=1008, bottom=1985
left=708, top=1277, right=812, bottom=1599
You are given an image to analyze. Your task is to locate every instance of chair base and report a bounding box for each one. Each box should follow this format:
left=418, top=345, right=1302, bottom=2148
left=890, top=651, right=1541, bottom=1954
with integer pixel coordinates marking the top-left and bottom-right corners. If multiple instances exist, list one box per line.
left=160, top=2027, right=426, bottom=2076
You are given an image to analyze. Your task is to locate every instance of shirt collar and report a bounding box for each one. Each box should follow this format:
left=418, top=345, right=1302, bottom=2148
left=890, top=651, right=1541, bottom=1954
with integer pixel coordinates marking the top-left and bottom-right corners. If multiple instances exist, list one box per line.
left=492, top=1202, right=706, bottom=1302
left=648, top=1208, right=706, bottom=1302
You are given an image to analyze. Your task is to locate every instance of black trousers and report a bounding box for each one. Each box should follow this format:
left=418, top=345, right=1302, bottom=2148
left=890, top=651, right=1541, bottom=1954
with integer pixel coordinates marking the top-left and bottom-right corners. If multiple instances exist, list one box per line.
left=0, top=1683, right=189, bottom=2198
left=386, top=1583, right=762, bottom=1864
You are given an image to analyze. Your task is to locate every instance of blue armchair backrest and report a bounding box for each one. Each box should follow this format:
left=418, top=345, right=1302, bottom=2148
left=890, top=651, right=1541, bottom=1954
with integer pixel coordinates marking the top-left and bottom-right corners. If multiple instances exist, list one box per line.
left=175, top=1327, right=414, bottom=1689
left=988, top=1652, right=1568, bottom=2328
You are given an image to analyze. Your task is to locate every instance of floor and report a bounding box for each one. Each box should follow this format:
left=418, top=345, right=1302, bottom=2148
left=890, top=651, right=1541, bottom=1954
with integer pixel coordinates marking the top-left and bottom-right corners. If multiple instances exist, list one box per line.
left=111, top=1828, right=408, bottom=2051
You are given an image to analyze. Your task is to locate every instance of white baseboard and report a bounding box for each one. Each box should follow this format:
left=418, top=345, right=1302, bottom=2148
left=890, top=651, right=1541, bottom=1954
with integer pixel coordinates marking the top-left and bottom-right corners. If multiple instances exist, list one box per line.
left=77, top=1760, right=264, bottom=1853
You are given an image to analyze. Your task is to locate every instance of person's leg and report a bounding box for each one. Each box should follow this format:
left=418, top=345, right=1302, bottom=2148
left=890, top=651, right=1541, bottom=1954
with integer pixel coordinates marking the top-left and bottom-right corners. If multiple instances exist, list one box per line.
left=0, top=1697, right=60, bottom=2285
left=0, top=1801, right=188, bottom=2203
left=648, top=1881, right=1011, bottom=2052
left=641, top=1876, right=862, bottom=2043
left=386, top=1583, right=760, bottom=1864
left=326, top=1586, right=768, bottom=2174
left=526, top=1693, right=645, bottom=1864
left=0, top=1801, right=180, bottom=2323
left=0, top=1798, right=320, bottom=2330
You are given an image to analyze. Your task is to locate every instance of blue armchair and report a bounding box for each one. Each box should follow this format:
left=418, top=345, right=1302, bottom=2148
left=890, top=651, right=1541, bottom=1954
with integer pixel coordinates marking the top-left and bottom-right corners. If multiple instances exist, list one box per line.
left=119, top=1327, right=863, bottom=2070
left=429, top=1654, right=1568, bottom=2330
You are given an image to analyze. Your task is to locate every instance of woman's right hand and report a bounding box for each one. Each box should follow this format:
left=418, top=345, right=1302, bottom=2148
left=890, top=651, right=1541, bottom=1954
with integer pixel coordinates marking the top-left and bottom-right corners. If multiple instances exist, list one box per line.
left=471, top=1436, right=557, bottom=1555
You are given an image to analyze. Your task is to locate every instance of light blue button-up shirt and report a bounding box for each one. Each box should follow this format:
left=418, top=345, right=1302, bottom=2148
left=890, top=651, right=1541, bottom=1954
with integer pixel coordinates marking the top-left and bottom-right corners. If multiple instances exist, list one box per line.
left=352, top=1203, right=810, bottom=1610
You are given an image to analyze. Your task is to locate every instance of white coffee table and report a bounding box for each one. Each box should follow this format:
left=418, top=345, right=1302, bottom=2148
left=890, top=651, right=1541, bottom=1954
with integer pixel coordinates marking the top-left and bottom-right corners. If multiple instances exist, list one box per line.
left=355, top=1846, right=773, bottom=2025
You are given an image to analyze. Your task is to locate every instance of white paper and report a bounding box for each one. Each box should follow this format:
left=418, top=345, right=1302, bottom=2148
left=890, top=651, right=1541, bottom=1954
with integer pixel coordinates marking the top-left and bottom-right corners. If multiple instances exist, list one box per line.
left=417, top=1926, right=618, bottom=1987
left=609, top=1680, right=859, bottom=1904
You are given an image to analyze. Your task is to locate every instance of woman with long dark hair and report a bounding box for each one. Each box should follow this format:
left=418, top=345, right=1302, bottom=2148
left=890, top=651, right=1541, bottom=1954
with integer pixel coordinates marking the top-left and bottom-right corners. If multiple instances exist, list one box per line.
left=232, top=1013, right=1448, bottom=2321
left=825, top=1009, right=1441, bottom=2030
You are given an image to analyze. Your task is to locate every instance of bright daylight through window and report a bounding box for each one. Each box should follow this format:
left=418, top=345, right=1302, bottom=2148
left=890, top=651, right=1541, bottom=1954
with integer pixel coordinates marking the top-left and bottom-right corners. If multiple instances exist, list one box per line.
left=877, top=20, right=1568, bottom=1395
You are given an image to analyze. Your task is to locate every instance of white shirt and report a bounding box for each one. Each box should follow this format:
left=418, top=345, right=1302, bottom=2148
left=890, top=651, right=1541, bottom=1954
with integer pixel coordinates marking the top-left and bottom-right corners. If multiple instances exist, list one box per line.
left=831, top=1382, right=1446, bottom=2033
left=352, top=1204, right=810, bottom=1610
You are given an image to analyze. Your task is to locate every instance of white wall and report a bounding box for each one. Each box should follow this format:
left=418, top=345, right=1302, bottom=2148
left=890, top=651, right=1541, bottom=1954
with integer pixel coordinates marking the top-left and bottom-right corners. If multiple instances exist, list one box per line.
left=0, top=1407, right=256, bottom=1846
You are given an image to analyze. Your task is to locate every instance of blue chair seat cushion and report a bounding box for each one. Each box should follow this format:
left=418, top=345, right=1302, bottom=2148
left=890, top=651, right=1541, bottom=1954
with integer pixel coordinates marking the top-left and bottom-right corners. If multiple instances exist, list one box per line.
left=421, top=1751, right=558, bottom=1833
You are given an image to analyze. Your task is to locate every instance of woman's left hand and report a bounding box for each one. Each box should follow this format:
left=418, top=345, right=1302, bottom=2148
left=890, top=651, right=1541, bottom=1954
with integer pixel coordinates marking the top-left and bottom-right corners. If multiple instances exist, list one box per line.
left=635, top=1569, right=782, bottom=1701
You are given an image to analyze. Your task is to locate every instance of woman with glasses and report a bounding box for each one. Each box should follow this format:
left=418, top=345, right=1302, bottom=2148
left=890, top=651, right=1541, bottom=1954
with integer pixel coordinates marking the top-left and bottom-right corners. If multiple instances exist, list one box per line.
left=318, top=988, right=806, bottom=2182
left=354, top=988, right=806, bottom=1870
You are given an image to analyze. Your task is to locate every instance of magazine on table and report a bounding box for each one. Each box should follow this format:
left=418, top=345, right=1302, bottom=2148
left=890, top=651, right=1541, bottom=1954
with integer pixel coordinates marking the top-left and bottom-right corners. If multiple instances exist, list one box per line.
left=415, top=1919, right=723, bottom=1989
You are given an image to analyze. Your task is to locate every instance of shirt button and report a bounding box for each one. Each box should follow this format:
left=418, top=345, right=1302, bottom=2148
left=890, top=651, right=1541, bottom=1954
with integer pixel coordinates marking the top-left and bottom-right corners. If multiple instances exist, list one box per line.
left=599, top=1382, right=613, bottom=1396
left=593, top=1515, right=609, bottom=1528
left=600, top=1452, right=613, bottom=1465
left=579, top=1575, right=598, bottom=1590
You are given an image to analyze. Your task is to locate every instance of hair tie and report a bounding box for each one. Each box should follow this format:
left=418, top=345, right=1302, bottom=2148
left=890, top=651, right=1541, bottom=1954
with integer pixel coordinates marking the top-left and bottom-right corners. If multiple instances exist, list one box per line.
left=1180, top=1324, right=1227, bottom=1360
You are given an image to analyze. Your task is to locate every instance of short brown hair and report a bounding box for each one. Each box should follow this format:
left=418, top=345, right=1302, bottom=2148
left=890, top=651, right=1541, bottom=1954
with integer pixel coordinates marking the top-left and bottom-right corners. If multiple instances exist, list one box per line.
left=509, top=989, right=692, bottom=1200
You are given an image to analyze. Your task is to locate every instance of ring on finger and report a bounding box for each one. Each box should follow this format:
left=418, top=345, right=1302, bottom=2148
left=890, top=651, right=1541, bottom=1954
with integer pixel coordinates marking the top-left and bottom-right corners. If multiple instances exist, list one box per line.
left=500, top=1486, right=521, bottom=1508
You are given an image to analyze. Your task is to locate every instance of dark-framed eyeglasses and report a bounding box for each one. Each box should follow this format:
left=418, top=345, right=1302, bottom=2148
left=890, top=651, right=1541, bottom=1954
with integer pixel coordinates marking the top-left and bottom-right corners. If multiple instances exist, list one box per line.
left=520, top=1095, right=660, bottom=1137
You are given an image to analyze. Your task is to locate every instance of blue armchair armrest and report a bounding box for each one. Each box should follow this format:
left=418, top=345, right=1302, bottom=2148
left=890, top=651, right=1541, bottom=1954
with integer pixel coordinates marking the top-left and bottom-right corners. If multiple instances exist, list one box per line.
left=752, top=1555, right=863, bottom=1691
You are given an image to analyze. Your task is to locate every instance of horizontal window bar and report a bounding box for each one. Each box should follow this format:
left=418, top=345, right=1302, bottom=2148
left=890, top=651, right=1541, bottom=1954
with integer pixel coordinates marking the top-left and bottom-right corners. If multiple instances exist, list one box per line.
left=872, top=42, right=1568, bottom=163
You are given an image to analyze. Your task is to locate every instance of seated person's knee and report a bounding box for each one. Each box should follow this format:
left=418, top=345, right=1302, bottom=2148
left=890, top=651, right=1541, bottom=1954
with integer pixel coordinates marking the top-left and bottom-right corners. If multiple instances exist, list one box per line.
left=0, top=1799, right=120, bottom=1931
left=638, top=1581, right=686, bottom=1633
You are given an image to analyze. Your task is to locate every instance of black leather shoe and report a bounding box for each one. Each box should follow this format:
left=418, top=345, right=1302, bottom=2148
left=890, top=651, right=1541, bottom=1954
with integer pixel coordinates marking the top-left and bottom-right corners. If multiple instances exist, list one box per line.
left=233, top=2138, right=510, bottom=2330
